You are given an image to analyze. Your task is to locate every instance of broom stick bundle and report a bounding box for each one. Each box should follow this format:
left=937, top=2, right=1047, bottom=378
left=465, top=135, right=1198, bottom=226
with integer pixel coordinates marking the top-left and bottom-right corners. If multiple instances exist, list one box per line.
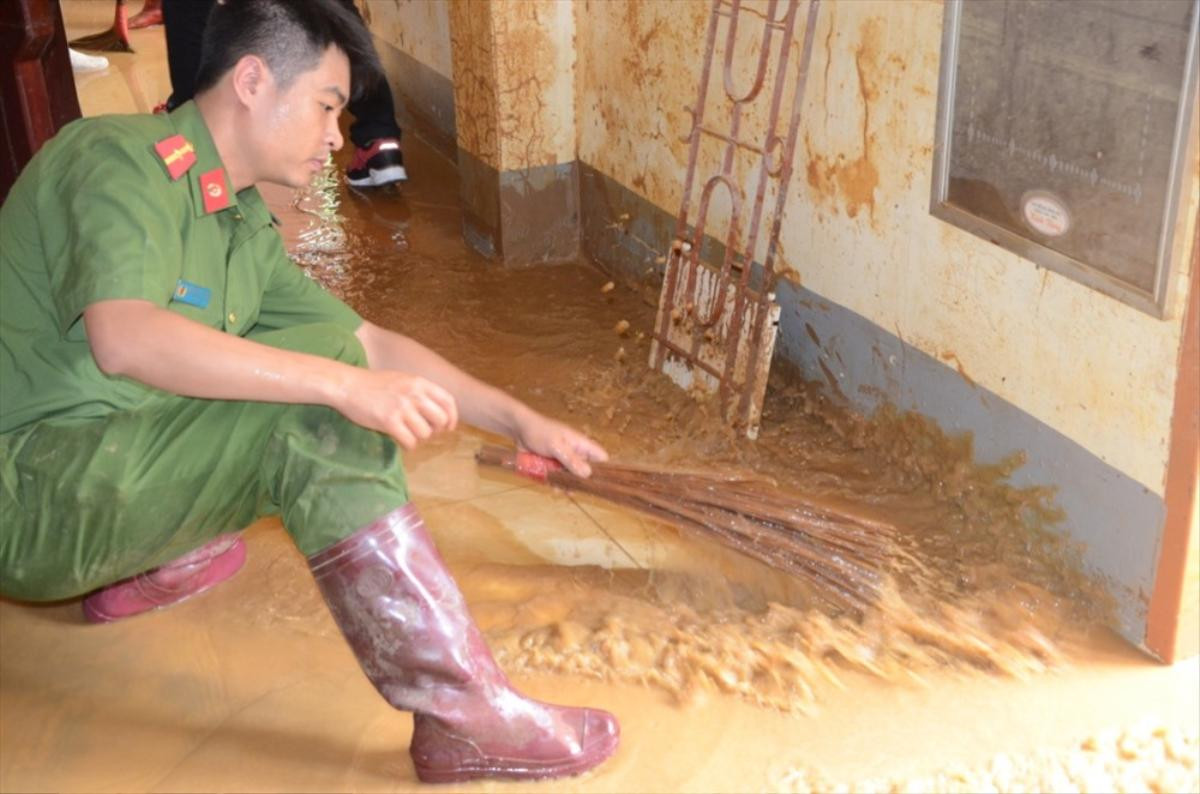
left=69, top=0, right=135, bottom=54
left=475, top=445, right=899, bottom=612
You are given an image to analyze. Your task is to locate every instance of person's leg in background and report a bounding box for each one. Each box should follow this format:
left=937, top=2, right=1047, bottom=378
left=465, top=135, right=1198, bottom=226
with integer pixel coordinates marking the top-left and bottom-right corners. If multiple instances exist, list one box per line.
left=337, top=0, right=408, bottom=187
left=162, top=0, right=213, bottom=111
left=344, top=79, right=408, bottom=188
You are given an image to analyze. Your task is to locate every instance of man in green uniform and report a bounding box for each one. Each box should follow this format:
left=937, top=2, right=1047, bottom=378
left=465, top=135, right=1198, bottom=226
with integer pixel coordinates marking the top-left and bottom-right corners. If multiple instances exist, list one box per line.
left=0, top=0, right=618, bottom=783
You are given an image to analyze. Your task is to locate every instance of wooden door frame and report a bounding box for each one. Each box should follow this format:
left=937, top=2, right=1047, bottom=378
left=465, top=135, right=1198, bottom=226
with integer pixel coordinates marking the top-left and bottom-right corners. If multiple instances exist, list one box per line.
left=1146, top=215, right=1200, bottom=663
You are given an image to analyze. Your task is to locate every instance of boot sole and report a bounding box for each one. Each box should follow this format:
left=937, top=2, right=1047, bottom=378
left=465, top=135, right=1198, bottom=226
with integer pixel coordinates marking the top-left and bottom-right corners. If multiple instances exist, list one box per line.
left=412, top=731, right=620, bottom=784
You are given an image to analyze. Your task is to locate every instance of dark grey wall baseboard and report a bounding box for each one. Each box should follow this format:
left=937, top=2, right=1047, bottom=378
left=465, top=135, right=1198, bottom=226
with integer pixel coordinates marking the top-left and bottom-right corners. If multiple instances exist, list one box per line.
left=580, top=162, right=677, bottom=285
left=457, top=146, right=501, bottom=259
left=578, top=160, right=1163, bottom=647
left=498, top=161, right=580, bottom=266
left=458, top=148, right=581, bottom=266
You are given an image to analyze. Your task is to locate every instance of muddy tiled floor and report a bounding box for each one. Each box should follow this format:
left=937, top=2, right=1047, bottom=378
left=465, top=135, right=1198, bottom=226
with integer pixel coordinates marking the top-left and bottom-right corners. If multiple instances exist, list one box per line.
left=1, top=5, right=1196, bottom=792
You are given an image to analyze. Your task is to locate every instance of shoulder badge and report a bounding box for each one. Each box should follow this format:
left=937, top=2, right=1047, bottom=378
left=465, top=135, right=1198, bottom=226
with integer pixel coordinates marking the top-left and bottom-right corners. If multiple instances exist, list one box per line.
left=199, top=168, right=231, bottom=213
left=154, top=134, right=196, bottom=180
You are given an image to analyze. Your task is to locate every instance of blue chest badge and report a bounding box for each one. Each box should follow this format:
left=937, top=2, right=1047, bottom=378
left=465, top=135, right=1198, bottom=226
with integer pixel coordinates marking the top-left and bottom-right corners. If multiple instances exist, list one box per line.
left=172, top=279, right=211, bottom=309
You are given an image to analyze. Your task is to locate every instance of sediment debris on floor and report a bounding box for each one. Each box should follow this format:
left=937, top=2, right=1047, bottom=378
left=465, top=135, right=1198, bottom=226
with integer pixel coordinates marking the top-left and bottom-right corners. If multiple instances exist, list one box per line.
left=771, top=722, right=1199, bottom=793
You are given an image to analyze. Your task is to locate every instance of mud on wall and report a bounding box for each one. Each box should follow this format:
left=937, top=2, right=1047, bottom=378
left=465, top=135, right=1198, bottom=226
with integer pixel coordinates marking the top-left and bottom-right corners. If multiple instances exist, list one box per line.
left=363, top=0, right=577, bottom=172
left=575, top=0, right=1198, bottom=503
left=360, top=0, right=453, bottom=76
left=358, top=0, right=457, bottom=155
left=445, top=0, right=576, bottom=172
left=360, top=0, right=1196, bottom=641
left=492, top=0, right=577, bottom=171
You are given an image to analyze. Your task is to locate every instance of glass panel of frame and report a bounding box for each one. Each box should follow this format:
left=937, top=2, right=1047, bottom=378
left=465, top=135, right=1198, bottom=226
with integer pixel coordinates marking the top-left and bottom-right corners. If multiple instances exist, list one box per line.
left=932, top=0, right=1198, bottom=317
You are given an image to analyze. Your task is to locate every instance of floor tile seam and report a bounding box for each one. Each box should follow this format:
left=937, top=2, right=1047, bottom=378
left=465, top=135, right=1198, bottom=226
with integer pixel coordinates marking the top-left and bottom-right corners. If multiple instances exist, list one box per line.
left=413, top=482, right=540, bottom=512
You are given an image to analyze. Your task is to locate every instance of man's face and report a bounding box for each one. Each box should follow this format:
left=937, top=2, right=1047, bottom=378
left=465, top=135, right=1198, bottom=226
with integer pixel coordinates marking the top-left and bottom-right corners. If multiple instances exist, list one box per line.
left=251, top=46, right=350, bottom=188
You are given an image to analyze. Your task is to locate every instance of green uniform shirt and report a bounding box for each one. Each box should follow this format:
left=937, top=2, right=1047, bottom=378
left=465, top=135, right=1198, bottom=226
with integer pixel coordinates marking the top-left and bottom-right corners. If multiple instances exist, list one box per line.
left=0, top=101, right=362, bottom=434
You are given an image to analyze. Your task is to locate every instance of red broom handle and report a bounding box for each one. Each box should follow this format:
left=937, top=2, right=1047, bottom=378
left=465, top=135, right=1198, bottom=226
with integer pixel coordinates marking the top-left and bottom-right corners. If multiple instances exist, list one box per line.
left=475, top=446, right=565, bottom=483
left=513, top=451, right=564, bottom=481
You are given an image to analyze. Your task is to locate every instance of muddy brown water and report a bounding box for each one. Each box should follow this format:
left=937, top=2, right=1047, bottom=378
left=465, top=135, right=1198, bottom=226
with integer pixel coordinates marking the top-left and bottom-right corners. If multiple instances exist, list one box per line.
left=270, top=138, right=1117, bottom=720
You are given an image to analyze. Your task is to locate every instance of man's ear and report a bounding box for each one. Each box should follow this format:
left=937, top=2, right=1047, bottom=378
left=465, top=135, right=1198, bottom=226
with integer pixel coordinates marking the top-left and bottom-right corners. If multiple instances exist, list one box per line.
left=230, top=55, right=272, bottom=107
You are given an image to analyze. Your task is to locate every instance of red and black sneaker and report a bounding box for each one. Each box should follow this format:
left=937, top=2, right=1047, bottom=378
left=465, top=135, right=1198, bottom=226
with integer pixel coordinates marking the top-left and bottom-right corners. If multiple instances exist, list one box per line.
left=346, top=137, right=408, bottom=187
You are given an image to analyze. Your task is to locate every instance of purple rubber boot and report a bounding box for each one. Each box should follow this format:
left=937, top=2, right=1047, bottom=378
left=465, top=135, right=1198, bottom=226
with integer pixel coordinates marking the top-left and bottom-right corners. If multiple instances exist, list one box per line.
left=308, top=504, right=620, bottom=783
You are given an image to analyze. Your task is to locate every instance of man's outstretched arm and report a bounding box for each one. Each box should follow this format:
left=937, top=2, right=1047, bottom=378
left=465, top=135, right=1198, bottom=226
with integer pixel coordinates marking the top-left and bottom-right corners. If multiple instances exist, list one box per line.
left=83, top=299, right=457, bottom=449
left=355, top=320, right=608, bottom=477
left=83, top=300, right=607, bottom=475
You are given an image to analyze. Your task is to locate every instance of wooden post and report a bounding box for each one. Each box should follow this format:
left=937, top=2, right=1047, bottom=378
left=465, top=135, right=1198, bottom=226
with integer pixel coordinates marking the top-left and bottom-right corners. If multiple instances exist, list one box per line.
left=1146, top=217, right=1200, bottom=663
left=1, top=0, right=82, bottom=200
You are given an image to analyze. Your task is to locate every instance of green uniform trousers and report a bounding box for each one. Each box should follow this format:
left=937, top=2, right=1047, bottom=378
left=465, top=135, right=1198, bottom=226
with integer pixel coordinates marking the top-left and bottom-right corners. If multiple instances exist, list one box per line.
left=0, top=323, right=408, bottom=602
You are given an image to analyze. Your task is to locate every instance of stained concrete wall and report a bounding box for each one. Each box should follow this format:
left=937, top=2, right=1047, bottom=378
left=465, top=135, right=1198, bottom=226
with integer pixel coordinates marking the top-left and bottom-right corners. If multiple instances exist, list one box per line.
left=364, top=0, right=577, bottom=165
left=364, top=0, right=1198, bottom=646
left=362, top=0, right=583, bottom=263
left=578, top=0, right=1196, bottom=503
left=490, top=0, right=577, bottom=171
left=359, top=0, right=457, bottom=156
left=445, top=0, right=580, bottom=264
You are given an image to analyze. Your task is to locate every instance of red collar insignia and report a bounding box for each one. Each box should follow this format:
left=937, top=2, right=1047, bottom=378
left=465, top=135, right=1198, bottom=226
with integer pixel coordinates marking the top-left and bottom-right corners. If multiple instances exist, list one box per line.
left=154, top=134, right=196, bottom=180
left=199, top=168, right=231, bottom=213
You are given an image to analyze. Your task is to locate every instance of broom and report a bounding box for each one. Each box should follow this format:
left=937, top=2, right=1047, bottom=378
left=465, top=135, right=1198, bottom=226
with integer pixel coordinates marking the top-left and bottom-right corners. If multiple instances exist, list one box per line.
left=475, top=445, right=899, bottom=612
left=69, top=0, right=134, bottom=54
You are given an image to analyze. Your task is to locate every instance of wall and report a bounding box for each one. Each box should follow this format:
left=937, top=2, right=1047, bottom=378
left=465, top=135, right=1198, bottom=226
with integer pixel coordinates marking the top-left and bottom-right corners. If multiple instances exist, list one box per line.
left=445, top=0, right=581, bottom=264
left=575, top=0, right=1199, bottom=644
left=359, top=0, right=456, bottom=156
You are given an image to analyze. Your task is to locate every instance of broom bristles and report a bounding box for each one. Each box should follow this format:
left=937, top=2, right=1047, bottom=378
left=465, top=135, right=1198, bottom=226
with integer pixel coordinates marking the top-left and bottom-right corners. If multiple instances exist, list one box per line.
left=475, top=445, right=900, bottom=612
left=69, top=0, right=134, bottom=54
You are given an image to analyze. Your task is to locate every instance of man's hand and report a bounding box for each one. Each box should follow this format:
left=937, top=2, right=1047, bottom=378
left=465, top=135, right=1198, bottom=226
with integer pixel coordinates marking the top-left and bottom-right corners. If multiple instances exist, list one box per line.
left=515, top=412, right=608, bottom=478
left=334, top=368, right=459, bottom=450
left=355, top=321, right=608, bottom=468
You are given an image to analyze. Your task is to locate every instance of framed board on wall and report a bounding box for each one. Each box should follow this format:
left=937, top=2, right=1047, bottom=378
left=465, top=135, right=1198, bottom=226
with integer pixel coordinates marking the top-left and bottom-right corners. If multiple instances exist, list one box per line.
left=932, top=0, right=1199, bottom=317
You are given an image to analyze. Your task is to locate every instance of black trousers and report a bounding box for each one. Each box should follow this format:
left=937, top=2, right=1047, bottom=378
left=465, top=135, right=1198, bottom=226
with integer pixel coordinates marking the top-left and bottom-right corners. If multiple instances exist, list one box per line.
left=162, top=0, right=402, bottom=148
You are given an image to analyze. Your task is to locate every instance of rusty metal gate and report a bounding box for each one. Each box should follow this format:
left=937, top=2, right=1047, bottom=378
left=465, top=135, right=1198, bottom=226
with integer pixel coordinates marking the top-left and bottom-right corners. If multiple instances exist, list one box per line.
left=649, top=0, right=820, bottom=439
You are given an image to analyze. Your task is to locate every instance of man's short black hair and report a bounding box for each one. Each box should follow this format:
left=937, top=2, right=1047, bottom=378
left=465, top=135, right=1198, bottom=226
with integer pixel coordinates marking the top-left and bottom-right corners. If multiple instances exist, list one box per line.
left=193, top=0, right=381, bottom=101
